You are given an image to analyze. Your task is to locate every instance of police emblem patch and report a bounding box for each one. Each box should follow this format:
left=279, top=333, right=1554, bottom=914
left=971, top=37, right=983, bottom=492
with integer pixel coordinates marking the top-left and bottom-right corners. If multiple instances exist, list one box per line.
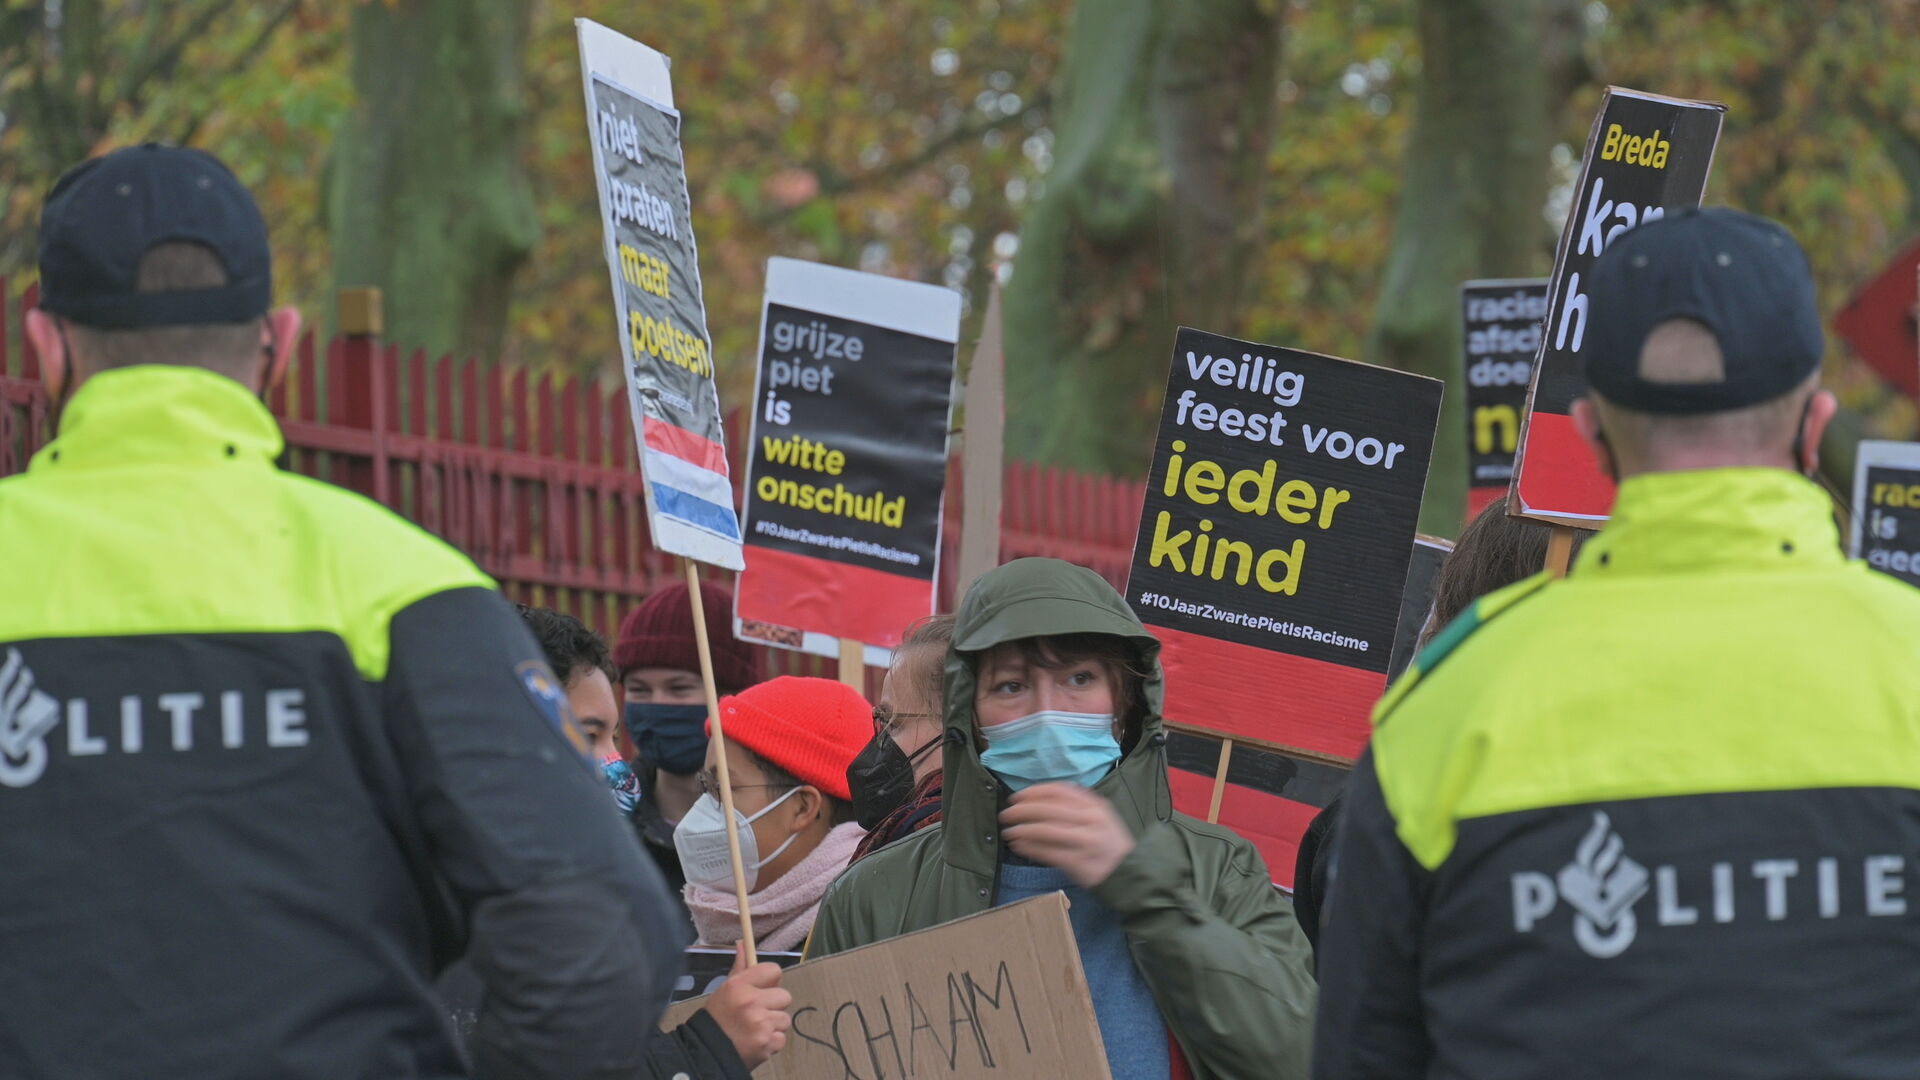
left=515, top=660, right=591, bottom=757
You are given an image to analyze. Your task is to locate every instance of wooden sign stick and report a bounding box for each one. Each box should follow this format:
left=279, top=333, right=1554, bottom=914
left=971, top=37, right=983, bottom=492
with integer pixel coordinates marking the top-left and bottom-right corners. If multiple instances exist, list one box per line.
left=684, top=559, right=757, bottom=963
left=838, top=637, right=864, bottom=692
left=1544, top=524, right=1577, bottom=577
left=1205, top=737, right=1235, bottom=825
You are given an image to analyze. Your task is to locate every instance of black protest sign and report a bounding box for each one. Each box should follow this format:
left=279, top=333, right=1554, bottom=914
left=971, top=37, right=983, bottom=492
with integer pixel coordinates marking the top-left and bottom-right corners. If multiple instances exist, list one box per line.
left=590, top=75, right=716, bottom=422
left=735, top=258, right=961, bottom=648
left=1530, top=88, right=1725, bottom=415
left=1387, top=534, right=1454, bottom=681
left=1852, top=441, right=1920, bottom=588
left=1513, top=87, right=1725, bottom=523
left=748, top=302, right=953, bottom=575
left=1462, top=280, right=1547, bottom=495
left=1128, top=328, right=1441, bottom=753
left=668, top=948, right=802, bottom=1004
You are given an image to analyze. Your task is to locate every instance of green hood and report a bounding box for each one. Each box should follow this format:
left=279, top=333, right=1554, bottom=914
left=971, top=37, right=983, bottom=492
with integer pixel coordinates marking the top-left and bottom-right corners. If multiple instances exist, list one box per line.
left=939, top=557, right=1172, bottom=880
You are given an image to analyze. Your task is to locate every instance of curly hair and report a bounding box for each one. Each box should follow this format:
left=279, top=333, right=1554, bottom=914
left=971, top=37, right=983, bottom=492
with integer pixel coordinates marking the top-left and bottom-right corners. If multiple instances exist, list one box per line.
left=515, top=604, right=617, bottom=687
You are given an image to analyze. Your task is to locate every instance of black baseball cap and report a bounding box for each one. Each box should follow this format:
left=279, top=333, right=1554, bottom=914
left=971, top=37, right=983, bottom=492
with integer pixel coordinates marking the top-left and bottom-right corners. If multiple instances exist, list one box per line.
left=37, top=143, right=272, bottom=330
left=1583, top=206, right=1823, bottom=414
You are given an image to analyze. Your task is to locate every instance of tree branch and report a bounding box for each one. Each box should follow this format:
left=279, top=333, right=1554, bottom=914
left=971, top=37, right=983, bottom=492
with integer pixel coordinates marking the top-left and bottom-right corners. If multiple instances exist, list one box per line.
left=118, top=0, right=242, bottom=109
left=175, top=0, right=305, bottom=146
left=752, top=92, right=1049, bottom=228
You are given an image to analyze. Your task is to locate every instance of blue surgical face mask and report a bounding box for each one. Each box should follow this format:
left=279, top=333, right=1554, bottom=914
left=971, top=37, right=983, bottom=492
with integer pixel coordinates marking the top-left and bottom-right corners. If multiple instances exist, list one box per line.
left=979, top=710, right=1122, bottom=791
left=624, top=702, right=710, bottom=776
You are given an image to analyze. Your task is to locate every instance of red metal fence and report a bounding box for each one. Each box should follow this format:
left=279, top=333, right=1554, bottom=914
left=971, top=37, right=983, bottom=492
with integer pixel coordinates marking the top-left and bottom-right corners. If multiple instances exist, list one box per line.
left=0, top=282, right=1144, bottom=668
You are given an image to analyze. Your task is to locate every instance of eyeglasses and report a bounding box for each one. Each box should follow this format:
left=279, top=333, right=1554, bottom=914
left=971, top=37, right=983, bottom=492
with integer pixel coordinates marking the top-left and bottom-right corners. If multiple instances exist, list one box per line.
left=695, top=771, right=793, bottom=801
left=872, top=704, right=936, bottom=736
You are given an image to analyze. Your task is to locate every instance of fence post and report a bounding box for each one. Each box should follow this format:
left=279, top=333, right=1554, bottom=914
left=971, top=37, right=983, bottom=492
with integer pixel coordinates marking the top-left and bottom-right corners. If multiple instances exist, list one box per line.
left=337, top=287, right=390, bottom=505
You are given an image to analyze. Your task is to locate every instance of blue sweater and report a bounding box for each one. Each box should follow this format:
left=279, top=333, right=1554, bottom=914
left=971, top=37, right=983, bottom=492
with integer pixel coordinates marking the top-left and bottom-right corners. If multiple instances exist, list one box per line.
left=997, top=860, right=1170, bottom=1080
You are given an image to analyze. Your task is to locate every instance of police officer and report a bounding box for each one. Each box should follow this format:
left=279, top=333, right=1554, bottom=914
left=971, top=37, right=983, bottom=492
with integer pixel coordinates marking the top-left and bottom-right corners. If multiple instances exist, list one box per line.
left=1315, top=208, right=1920, bottom=1079
left=0, top=145, right=685, bottom=1078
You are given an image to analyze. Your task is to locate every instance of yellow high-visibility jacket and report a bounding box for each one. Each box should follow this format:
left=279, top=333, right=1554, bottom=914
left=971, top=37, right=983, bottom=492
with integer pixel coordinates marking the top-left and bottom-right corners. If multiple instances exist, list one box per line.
left=1315, top=468, right=1920, bottom=1080
left=0, top=365, right=683, bottom=1079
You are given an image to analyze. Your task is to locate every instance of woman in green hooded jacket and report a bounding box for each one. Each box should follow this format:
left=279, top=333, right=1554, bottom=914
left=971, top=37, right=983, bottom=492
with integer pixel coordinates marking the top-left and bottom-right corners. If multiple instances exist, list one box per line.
left=810, top=558, right=1316, bottom=1079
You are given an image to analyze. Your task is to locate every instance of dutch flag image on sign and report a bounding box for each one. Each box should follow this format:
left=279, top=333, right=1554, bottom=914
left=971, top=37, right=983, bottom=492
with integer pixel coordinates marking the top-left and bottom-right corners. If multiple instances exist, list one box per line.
left=642, top=415, right=742, bottom=543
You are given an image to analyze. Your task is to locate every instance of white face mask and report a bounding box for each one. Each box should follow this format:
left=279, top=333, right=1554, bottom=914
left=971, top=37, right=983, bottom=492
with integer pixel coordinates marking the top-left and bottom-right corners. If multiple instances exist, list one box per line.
left=673, top=787, right=801, bottom=892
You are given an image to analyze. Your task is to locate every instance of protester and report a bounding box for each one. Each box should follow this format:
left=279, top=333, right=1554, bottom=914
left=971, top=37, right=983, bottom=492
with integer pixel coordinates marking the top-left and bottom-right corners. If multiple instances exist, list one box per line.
left=615, top=580, right=763, bottom=898
left=1421, top=494, right=1589, bottom=648
left=811, top=557, right=1317, bottom=1079
left=1315, top=208, right=1920, bottom=1079
left=680, top=676, right=871, bottom=953
left=847, top=613, right=956, bottom=861
left=0, top=145, right=684, bottom=1079
left=390, top=604, right=787, bottom=1080
left=517, top=604, right=637, bottom=812
left=1293, top=494, right=1589, bottom=962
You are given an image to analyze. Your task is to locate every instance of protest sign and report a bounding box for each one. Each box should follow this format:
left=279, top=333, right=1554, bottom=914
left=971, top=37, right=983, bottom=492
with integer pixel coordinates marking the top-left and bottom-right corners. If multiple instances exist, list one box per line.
left=669, top=948, right=802, bottom=1004
left=1461, top=279, right=1548, bottom=517
left=1851, top=440, right=1920, bottom=588
left=1126, top=327, right=1441, bottom=762
left=1387, top=534, right=1453, bottom=681
left=1165, top=731, right=1348, bottom=890
left=1511, top=87, right=1726, bottom=525
left=735, top=257, right=962, bottom=651
left=577, top=20, right=743, bottom=569
left=956, top=283, right=1008, bottom=600
left=663, top=893, right=1111, bottom=1080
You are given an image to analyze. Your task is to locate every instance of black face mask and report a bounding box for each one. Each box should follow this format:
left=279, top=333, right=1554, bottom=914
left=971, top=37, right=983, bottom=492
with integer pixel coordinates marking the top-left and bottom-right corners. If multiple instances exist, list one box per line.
left=847, top=728, right=944, bottom=830
left=624, top=702, right=710, bottom=776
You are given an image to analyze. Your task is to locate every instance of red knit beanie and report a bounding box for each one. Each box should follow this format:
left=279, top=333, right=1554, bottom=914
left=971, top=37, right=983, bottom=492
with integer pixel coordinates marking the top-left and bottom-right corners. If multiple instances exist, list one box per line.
left=711, top=677, right=872, bottom=802
left=613, top=581, right=762, bottom=691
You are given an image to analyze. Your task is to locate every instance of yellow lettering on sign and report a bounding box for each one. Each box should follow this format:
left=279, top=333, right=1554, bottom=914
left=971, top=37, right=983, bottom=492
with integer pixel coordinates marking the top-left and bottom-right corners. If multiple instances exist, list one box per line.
left=1600, top=122, right=1670, bottom=169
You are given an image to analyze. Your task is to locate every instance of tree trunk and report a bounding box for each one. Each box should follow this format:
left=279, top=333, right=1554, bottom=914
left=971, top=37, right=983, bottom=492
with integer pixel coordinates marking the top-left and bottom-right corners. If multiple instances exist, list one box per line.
left=327, top=0, right=535, bottom=359
left=1367, top=0, right=1588, bottom=534
left=1002, top=0, right=1283, bottom=473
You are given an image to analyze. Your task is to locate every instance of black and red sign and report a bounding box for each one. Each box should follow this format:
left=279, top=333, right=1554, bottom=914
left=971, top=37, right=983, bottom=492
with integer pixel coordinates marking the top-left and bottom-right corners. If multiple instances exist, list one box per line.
left=1511, top=87, right=1726, bottom=523
left=1126, top=327, right=1441, bottom=761
left=735, top=258, right=960, bottom=649
left=1462, top=279, right=1548, bottom=517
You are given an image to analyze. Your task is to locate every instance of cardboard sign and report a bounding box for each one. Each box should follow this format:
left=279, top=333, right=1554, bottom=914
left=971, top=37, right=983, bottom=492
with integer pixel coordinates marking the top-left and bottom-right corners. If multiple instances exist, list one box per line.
left=1126, top=327, right=1441, bottom=762
left=577, top=20, right=743, bottom=569
left=663, top=893, right=1111, bottom=1080
left=670, top=947, right=802, bottom=1004
left=1851, top=440, right=1920, bottom=588
left=1387, top=534, right=1454, bottom=681
left=735, top=258, right=962, bottom=650
left=1510, top=87, right=1726, bottom=524
left=1461, top=280, right=1548, bottom=517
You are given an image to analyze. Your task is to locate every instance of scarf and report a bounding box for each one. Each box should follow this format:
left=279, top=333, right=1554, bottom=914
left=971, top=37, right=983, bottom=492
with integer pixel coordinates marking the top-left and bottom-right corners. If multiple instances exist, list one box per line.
left=851, top=771, right=945, bottom=864
left=685, top=821, right=867, bottom=953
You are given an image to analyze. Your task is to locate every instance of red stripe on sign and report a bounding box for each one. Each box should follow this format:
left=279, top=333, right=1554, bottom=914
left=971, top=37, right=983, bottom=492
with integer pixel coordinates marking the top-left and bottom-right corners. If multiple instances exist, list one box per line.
left=642, top=416, right=731, bottom=475
left=1153, top=623, right=1383, bottom=761
left=1167, top=768, right=1323, bottom=889
left=1467, top=484, right=1504, bottom=518
left=738, top=544, right=933, bottom=649
left=1514, top=410, right=1615, bottom=519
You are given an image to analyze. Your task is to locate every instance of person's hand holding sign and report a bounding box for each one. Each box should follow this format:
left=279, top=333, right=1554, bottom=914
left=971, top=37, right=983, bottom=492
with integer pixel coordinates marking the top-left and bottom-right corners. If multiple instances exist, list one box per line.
left=1000, top=782, right=1137, bottom=888
left=705, top=941, right=792, bottom=1068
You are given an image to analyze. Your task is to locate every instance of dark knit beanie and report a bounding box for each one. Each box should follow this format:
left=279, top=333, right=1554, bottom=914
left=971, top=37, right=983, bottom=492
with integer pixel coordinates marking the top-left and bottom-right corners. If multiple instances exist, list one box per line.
left=712, top=677, right=873, bottom=802
left=613, top=581, right=761, bottom=691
